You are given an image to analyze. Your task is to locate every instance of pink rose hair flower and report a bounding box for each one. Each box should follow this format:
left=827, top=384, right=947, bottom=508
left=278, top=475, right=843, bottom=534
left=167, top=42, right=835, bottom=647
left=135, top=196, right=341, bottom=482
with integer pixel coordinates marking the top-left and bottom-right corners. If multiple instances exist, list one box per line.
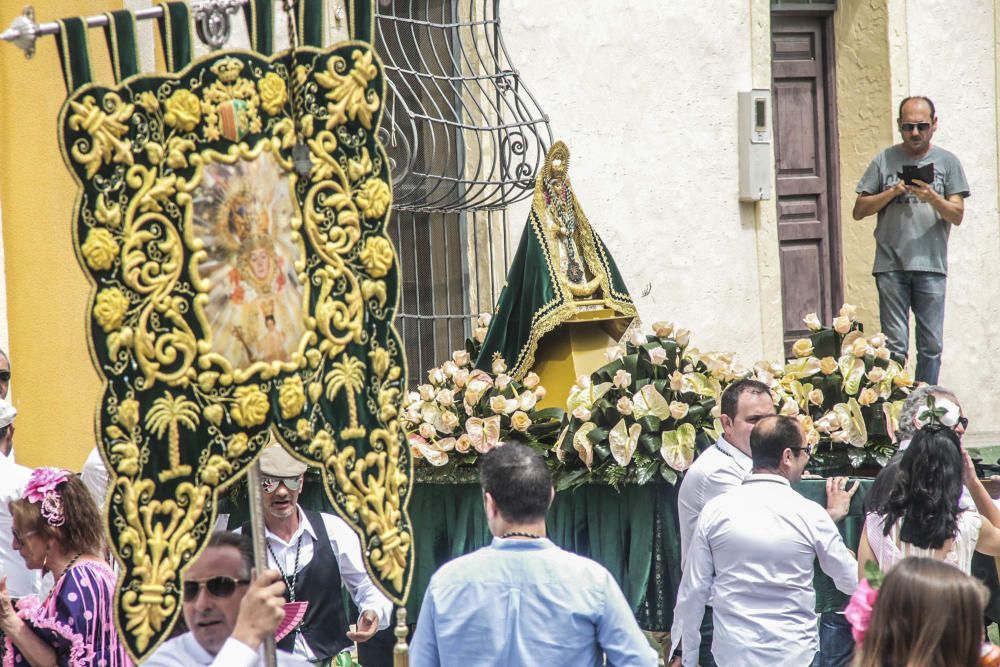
left=844, top=577, right=879, bottom=644
left=23, top=467, right=71, bottom=527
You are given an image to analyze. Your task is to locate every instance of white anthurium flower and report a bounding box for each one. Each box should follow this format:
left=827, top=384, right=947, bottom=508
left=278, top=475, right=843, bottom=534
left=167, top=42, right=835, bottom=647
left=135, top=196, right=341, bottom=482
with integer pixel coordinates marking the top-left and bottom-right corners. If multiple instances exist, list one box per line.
left=566, top=380, right=612, bottom=413
left=631, top=384, right=672, bottom=420
left=609, top=419, right=642, bottom=467
left=661, top=423, right=697, bottom=471
left=572, top=406, right=592, bottom=422
left=503, top=398, right=519, bottom=415
left=414, top=442, right=449, bottom=466
left=518, top=390, right=537, bottom=411
left=495, top=374, right=512, bottom=391
left=573, top=422, right=597, bottom=469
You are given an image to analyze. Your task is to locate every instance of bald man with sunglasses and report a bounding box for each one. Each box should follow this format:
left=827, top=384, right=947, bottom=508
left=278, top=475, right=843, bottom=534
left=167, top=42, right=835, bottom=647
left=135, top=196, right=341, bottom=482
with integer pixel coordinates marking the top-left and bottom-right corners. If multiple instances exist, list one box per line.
left=236, top=444, right=392, bottom=666
left=145, top=531, right=309, bottom=666
left=852, top=95, right=970, bottom=385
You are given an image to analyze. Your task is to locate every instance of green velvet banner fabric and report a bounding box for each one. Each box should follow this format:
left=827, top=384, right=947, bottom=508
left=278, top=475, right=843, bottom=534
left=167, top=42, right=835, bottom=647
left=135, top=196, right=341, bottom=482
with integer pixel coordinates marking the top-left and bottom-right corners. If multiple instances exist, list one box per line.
left=102, top=10, right=140, bottom=83
left=58, top=1, right=411, bottom=660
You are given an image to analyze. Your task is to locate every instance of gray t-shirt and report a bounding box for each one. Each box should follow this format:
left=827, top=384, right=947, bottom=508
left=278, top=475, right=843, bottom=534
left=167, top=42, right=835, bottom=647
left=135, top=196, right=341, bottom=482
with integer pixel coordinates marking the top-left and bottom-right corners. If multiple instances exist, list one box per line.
left=856, top=144, right=970, bottom=275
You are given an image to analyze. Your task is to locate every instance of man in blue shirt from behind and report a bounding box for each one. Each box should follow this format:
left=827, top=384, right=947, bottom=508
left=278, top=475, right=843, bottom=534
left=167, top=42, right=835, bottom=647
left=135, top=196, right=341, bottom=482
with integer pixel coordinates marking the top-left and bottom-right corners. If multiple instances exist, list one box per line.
left=409, top=443, right=658, bottom=666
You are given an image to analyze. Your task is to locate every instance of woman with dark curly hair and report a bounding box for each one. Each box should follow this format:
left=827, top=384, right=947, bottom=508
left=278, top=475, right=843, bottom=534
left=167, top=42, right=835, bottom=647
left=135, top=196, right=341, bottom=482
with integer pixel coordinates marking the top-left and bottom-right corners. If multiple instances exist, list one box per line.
left=0, top=467, right=132, bottom=666
left=859, top=424, right=1000, bottom=575
left=853, top=557, right=990, bottom=667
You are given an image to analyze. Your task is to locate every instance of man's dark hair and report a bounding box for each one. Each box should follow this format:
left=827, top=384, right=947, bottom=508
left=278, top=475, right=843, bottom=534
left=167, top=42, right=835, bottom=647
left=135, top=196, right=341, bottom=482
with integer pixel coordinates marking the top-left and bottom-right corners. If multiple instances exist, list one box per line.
left=750, top=414, right=802, bottom=469
left=882, top=425, right=963, bottom=550
left=720, top=378, right=771, bottom=419
left=899, top=95, right=936, bottom=120
left=206, top=531, right=253, bottom=578
left=479, top=443, right=552, bottom=523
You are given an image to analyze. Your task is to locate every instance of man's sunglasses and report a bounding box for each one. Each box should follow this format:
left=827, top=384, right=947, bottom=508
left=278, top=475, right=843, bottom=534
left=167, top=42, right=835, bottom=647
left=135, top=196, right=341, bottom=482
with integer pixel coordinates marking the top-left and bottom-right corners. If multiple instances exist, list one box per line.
left=261, top=476, right=303, bottom=493
left=0, top=370, right=10, bottom=382
left=789, top=444, right=816, bottom=457
left=900, top=122, right=932, bottom=132
left=182, top=576, right=249, bottom=601
left=955, top=416, right=970, bottom=431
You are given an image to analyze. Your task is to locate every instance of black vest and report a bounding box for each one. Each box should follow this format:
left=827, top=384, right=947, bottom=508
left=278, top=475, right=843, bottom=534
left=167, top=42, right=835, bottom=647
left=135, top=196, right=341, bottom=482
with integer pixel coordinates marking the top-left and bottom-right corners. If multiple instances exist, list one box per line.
left=243, top=510, right=351, bottom=659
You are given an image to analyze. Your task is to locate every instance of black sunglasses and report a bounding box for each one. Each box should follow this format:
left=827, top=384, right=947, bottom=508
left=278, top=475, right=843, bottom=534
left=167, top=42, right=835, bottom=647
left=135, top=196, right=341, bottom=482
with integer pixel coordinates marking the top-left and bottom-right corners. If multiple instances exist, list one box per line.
left=900, top=122, right=931, bottom=132
left=182, top=576, right=249, bottom=602
left=955, top=416, right=970, bottom=431
left=0, top=370, right=10, bottom=382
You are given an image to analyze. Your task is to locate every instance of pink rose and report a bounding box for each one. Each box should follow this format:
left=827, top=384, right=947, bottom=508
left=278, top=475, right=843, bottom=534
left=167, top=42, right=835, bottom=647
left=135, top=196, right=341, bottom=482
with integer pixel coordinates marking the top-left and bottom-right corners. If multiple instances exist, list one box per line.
left=844, top=578, right=879, bottom=644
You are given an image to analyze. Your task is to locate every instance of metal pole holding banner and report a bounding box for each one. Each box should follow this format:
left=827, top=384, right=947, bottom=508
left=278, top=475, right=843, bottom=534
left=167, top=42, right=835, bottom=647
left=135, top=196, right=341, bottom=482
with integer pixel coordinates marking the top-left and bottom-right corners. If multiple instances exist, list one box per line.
left=247, top=460, right=279, bottom=667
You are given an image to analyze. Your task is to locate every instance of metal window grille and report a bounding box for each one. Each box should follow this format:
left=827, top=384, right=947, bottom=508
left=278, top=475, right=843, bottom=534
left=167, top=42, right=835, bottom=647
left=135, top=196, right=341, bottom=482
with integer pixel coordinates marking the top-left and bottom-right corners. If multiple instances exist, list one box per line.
left=375, top=0, right=551, bottom=384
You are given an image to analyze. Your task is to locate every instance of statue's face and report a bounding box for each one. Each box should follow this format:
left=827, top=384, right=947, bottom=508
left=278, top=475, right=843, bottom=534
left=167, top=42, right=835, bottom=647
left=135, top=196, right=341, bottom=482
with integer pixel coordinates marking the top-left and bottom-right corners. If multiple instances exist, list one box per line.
left=249, top=248, right=270, bottom=280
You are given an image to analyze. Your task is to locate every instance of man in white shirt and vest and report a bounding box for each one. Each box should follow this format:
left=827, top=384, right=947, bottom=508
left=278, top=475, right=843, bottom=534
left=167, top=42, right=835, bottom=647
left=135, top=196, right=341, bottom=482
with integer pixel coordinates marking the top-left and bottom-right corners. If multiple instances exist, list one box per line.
left=671, top=414, right=858, bottom=667
left=145, top=531, right=309, bottom=666
left=237, top=443, right=392, bottom=665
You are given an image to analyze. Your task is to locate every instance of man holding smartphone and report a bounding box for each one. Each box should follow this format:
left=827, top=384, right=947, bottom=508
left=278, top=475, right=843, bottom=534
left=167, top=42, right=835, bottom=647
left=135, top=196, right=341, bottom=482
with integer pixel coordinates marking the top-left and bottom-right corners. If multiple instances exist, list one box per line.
left=852, top=96, right=969, bottom=385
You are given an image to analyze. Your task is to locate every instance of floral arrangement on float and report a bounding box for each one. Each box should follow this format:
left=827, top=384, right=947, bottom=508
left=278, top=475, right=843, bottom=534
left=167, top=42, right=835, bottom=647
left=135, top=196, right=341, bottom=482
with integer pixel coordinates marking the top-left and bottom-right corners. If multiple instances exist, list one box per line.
left=554, top=321, right=740, bottom=490
left=401, top=313, right=564, bottom=481
left=761, top=304, right=913, bottom=471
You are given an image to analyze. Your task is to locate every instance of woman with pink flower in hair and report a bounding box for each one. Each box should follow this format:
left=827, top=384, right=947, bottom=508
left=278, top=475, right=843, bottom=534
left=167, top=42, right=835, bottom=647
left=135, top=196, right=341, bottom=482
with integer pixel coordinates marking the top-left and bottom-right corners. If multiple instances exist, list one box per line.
left=852, top=557, right=990, bottom=667
left=0, top=467, right=132, bottom=666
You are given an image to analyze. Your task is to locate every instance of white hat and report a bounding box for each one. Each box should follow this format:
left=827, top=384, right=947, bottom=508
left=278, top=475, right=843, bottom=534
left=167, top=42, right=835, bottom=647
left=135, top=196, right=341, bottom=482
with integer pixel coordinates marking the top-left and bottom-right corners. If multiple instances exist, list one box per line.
left=258, top=443, right=308, bottom=477
left=0, top=399, right=16, bottom=429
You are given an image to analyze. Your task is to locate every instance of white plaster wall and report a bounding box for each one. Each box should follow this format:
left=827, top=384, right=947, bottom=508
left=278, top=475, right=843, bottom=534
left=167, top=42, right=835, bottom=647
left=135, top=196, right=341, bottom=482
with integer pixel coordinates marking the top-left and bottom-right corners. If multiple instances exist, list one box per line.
left=502, top=0, right=772, bottom=363
left=900, top=0, right=1000, bottom=443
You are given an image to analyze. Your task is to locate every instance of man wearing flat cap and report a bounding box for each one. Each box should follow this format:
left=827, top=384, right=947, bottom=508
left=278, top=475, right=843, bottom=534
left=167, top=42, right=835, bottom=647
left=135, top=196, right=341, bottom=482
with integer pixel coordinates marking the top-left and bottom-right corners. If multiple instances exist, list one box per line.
left=236, top=443, right=392, bottom=666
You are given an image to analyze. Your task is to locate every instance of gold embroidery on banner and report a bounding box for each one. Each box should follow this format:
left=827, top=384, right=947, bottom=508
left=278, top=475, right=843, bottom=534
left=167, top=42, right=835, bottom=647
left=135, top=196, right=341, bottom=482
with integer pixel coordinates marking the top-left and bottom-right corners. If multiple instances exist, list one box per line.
left=61, top=44, right=412, bottom=660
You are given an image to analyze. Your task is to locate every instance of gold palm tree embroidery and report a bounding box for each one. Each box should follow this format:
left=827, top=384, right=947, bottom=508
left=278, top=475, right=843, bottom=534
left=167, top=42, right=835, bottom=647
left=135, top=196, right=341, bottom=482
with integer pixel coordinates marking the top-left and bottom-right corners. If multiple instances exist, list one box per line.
left=325, top=357, right=367, bottom=439
left=146, top=392, right=199, bottom=482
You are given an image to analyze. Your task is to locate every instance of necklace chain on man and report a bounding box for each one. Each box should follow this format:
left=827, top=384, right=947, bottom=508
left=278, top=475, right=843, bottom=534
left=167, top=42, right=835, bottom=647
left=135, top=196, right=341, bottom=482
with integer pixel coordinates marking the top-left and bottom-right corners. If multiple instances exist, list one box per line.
left=268, top=533, right=304, bottom=602
left=501, top=531, right=542, bottom=540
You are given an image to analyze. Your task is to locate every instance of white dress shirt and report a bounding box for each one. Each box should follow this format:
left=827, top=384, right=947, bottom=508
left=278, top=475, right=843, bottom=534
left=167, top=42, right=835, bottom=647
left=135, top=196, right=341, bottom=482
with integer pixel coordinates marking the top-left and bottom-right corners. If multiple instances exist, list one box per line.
left=671, top=474, right=858, bottom=667
left=144, top=631, right=310, bottom=666
left=676, top=436, right=753, bottom=567
left=0, top=451, right=41, bottom=598
left=81, top=446, right=109, bottom=510
left=235, top=506, right=393, bottom=659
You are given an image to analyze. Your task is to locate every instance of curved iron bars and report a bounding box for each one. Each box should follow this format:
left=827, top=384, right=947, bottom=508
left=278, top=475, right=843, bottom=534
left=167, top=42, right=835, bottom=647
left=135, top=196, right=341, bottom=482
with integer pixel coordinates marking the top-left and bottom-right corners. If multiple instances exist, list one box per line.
left=374, top=0, right=553, bottom=212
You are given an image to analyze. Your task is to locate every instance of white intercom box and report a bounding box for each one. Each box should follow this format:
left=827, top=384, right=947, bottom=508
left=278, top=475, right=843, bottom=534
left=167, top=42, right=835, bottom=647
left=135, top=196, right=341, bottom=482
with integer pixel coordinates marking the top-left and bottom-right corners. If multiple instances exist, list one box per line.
left=738, top=89, right=772, bottom=202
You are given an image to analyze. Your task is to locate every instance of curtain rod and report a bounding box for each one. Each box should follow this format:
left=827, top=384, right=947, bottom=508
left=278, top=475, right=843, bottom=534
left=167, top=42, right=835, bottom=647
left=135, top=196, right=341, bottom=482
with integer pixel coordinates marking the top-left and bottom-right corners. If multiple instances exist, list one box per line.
left=1, top=0, right=249, bottom=59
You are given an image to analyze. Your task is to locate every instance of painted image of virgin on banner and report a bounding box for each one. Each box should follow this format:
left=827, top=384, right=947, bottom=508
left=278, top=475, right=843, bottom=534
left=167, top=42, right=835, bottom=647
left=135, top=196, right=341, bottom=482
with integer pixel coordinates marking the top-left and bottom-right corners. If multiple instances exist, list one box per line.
left=193, top=151, right=307, bottom=368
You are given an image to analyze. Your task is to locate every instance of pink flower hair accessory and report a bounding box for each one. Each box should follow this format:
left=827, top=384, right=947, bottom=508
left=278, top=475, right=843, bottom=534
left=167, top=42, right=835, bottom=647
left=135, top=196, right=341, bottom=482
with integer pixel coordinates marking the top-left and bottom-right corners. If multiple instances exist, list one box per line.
left=23, top=467, right=71, bottom=527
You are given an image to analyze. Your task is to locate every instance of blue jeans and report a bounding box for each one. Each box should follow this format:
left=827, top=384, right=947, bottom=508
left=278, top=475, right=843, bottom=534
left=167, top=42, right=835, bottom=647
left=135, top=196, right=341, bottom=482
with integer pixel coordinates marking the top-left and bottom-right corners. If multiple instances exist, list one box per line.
left=875, top=270, right=946, bottom=384
left=810, top=612, right=854, bottom=667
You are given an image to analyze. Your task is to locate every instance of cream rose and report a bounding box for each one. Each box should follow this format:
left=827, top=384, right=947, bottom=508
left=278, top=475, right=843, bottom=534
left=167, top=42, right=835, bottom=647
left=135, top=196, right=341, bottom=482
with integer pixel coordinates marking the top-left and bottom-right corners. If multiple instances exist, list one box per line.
left=617, top=396, right=634, bottom=416
left=613, top=369, right=632, bottom=388
left=511, top=411, right=532, bottom=432
left=492, top=358, right=507, bottom=374
left=832, top=316, right=851, bottom=335
left=802, top=312, right=823, bottom=331
left=522, top=372, right=541, bottom=389
left=648, top=346, right=668, bottom=366
left=819, top=357, right=839, bottom=375
left=489, top=396, right=507, bottom=414
left=452, top=350, right=471, bottom=367
left=573, top=406, right=592, bottom=422
left=652, top=321, right=674, bottom=337
left=792, top=338, right=814, bottom=358
left=858, top=387, right=878, bottom=406
left=867, top=368, right=886, bottom=383
left=808, top=388, right=824, bottom=406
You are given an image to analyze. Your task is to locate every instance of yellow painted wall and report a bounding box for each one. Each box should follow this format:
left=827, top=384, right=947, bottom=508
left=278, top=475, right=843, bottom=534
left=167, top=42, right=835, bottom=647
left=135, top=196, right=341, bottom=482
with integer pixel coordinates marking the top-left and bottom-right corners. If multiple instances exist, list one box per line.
left=0, top=0, right=123, bottom=468
left=834, top=0, right=893, bottom=330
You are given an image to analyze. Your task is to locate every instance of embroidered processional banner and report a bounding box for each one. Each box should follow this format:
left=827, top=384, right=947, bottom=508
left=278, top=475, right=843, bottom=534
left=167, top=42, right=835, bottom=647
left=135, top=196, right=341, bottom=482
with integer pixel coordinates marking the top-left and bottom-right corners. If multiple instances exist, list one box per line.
left=55, top=1, right=410, bottom=659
